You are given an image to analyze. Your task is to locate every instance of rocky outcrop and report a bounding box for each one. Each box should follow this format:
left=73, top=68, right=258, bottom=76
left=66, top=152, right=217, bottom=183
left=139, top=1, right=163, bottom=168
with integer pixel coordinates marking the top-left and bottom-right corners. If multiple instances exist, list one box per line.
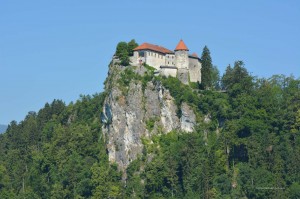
left=180, top=102, right=196, bottom=132
left=102, top=62, right=196, bottom=171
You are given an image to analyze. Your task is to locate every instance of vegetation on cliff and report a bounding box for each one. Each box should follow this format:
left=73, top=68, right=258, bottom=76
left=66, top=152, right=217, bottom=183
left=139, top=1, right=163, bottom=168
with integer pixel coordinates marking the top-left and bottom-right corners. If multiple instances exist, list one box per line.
left=115, top=39, right=138, bottom=66
left=0, top=44, right=300, bottom=198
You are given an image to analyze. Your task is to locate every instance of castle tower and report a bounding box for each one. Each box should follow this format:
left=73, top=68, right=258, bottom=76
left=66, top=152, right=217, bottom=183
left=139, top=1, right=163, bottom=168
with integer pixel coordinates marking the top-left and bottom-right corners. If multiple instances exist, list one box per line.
left=175, top=39, right=189, bottom=84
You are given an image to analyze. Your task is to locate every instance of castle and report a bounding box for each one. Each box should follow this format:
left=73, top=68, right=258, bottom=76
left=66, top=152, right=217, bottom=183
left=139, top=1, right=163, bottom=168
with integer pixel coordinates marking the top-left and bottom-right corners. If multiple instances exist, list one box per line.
left=131, top=39, right=202, bottom=84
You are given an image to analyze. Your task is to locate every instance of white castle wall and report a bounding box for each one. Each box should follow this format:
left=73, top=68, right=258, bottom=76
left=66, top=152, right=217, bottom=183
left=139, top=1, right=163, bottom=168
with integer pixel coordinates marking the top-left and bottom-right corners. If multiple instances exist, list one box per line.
left=165, top=54, right=175, bottom=66
left=145, top=51, right=165, bottom=70
left=160, top=67, right=177, bottom=78
left=132, top=46, right=202, bottom=84
left=132, top=51, right=165, bottom=69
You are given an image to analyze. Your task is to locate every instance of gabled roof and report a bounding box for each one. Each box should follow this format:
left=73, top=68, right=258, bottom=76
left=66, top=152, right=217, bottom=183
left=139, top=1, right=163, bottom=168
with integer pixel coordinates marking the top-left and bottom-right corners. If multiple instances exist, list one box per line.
left=175, top=39, right=189, bottom=51
left=133, top=43, right=173, bottom=54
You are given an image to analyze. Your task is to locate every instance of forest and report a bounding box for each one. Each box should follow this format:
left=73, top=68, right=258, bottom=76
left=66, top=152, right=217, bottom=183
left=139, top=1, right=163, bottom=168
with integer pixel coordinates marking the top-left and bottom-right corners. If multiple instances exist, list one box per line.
left=0, top=41, right=300, bottom=198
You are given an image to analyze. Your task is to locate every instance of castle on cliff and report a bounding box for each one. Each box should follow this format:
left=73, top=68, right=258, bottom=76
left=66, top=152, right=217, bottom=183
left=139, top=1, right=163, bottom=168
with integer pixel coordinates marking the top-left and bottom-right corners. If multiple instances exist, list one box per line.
left=131, top=39, right=202, bottom=84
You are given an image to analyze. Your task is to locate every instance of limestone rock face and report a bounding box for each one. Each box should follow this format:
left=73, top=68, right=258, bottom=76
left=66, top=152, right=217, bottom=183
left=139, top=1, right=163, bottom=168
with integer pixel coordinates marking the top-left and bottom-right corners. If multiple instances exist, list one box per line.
left=102, top=63, right=196, bottom=171
left=180, top=102, right=196, bottom=132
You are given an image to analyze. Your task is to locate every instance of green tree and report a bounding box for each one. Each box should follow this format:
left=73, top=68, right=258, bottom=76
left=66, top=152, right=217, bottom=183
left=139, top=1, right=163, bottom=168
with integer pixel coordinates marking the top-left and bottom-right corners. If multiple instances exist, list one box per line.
left=115, top=39, right=139, bottom=66
left=127, top=39, right=138, bottom=56
left=221, top=61, right=253, bottom=96
left=201, top=46, right=213, bottom=89
left=289, top=183, right=300, bottom=199
left=115, top=42, right=129, bottom=66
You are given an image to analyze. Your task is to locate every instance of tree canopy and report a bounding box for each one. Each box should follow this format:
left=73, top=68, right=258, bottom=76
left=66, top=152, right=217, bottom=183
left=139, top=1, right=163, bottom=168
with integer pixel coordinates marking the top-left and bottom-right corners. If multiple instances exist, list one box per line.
left=115, top=39, right=138, bottom=66
left=0, top=43, right=299, bottom=198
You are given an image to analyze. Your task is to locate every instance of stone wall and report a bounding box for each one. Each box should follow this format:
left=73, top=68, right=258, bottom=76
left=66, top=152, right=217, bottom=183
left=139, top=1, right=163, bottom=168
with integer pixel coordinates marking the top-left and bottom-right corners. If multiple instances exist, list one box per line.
left=177, top=68, right=189, bottom=84
left=131, top=51, right=145, bottom=66
left=189, top=57, right=201, bottom=82
left=160, top=67, right=177, bottom=78
left=175, top=50, right=189, bottom=69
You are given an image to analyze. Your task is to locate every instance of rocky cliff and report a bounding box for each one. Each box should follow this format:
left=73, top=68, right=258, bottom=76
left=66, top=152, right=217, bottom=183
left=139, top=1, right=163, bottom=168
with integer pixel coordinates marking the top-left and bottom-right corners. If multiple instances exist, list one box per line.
left=101, top=60, right=196, bottom=171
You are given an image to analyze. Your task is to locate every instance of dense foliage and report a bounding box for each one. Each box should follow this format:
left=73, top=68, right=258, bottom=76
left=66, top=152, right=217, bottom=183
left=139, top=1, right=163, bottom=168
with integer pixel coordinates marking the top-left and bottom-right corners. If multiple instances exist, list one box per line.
left=0, top=94, right=124, bottom=198
left=117, top=63, right=300, bottom=198
left=1, top=59, right=300, bottom=198
left=115, top=39, right=138, bottom=66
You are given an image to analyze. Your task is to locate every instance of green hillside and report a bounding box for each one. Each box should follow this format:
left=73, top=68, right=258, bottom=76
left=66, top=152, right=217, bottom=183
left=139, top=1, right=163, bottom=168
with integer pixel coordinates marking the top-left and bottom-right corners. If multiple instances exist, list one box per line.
left=0, top=47, right=300, bottom=198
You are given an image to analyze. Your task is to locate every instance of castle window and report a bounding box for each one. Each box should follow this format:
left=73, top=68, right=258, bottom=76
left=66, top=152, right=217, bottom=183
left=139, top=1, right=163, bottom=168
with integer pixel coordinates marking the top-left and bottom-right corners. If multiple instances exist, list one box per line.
left=138, top=51, right=145, bottom=57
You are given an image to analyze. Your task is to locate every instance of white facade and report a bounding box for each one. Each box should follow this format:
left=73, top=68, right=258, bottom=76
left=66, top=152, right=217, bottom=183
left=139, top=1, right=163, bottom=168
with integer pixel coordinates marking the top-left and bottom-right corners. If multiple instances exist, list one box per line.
left=131, top=41, right=202, bottom=84
left=133, top=50, right=166, bottom=70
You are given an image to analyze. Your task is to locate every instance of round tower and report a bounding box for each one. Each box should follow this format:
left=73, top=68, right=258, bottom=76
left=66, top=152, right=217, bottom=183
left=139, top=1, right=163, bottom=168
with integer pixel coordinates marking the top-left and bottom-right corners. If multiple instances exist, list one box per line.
left=175, top=39, right=189, bottom=84
left=175, top=39, right=189, bottom=69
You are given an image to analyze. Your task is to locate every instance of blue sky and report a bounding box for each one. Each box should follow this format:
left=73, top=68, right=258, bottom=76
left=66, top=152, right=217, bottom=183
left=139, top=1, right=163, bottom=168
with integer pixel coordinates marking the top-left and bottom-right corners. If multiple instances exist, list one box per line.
left=0, top=0, right=299, bottom=124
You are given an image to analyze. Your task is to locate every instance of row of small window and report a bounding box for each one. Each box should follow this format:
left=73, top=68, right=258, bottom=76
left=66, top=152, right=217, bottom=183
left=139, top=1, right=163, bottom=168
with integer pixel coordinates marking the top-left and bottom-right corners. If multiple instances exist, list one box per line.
left=148, top=52, right=176, bottom=60
left=167, top=62, right=174, bottom=65
left=148, top=51, right=164, bottom=59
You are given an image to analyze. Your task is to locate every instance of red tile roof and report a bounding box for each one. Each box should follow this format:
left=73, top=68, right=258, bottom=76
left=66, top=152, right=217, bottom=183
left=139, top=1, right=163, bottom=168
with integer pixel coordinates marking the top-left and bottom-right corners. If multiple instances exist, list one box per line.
left=191, top=53, right=199, bottom=58
left=175, top=39, right=189, bottom=51
left=133, top=43, right=173, bottom=54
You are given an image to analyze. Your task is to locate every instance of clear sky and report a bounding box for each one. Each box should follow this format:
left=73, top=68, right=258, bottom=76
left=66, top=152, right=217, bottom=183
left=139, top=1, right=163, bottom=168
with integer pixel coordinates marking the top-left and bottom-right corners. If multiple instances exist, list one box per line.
left=0, top=0, right=299, bottom=125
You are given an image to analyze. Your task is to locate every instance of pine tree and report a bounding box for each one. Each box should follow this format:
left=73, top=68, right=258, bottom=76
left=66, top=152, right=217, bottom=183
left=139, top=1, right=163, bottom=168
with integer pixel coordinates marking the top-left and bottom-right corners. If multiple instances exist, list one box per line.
left=201, top=46, right=213, bottom=89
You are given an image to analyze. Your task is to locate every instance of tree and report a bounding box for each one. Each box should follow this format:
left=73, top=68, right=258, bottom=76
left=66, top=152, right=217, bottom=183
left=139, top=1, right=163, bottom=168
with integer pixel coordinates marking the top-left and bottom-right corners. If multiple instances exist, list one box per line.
left=115, top=42, right=129, bottom=66
left=127, top=39, right=138, bottom=56
left=201, top=46, right=213, bottom=89
left=211, top=65, right=220, bottom=90
left=221, top=65, right=233, bottom=90
left=221, top=61, right=253, bottom=96
left=115, top=39, right=139, bottom=66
